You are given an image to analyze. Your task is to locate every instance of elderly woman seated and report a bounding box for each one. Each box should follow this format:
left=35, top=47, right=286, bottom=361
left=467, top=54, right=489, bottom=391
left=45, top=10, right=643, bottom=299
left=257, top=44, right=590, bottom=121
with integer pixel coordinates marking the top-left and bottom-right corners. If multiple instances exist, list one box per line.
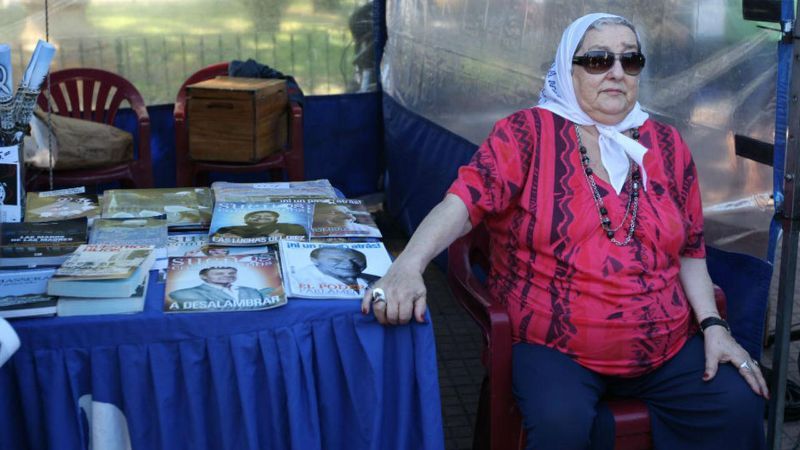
left=362, top=12, right=767, bottom=450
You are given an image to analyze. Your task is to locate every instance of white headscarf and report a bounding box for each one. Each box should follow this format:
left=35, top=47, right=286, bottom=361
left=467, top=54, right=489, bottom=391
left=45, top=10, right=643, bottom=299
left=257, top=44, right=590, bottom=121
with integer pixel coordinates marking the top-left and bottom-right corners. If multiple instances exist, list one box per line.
left=538, top=12, right=649, bottom=195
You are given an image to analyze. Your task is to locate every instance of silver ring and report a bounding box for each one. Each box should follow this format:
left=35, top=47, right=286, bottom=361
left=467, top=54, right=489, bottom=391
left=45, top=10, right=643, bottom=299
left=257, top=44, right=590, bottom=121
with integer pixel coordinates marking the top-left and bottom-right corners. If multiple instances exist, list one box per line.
left=739, top=360, right=752, bottom=371
left=371, top=288, right=386, bottom=305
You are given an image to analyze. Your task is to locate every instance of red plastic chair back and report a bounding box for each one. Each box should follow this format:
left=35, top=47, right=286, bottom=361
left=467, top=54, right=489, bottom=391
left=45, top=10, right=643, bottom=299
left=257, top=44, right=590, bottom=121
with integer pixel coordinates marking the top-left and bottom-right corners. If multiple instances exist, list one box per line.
left=29, top=68, right=153, bottom=190
left=447, top=223, right=727, bottom=450
left=173, top=62, right=304, bottom=187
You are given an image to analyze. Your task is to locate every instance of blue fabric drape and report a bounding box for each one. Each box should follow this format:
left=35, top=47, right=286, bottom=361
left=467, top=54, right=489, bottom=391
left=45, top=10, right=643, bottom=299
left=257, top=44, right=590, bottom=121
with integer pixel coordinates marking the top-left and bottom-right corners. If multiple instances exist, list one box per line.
left=0, top=272, right=444, bottom=450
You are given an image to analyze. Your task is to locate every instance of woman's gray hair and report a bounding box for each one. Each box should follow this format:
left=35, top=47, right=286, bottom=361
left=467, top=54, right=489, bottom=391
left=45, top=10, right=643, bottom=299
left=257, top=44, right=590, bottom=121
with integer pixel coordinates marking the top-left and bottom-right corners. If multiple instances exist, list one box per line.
left=574, top=16, right=643, bottom=55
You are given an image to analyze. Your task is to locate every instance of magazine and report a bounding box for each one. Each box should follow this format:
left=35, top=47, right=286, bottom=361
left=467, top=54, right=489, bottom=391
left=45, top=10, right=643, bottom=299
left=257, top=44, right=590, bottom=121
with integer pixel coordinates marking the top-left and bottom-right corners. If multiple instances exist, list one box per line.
left=278, top=241, right=392, bottom=299
left=310, top=199, right=381, bottom=238
left=164, top=252, right=286, bottom=313
left=211, top=179, right=337, bottom=203
left=208, top=201, right=312, bottom=246
left=0, top=217, right=88, bottom=267
left=25, top=187, right=100, bottom=223
left=101, top=187, right=213, bottom=229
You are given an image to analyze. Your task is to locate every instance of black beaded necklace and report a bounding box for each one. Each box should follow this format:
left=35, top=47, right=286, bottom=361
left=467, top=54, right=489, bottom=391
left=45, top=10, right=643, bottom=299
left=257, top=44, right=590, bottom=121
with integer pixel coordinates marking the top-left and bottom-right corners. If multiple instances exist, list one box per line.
left=574, top=124, right=641, bottom=246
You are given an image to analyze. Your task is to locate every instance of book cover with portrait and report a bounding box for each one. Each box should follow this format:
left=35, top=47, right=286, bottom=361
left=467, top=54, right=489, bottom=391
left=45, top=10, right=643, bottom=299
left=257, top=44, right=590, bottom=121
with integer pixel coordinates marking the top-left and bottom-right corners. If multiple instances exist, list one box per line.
left=278, top=241, right=392, bottom=299
left=208, top=201, right=312, bottom=246
left=164, top=252, right=286, bottom=313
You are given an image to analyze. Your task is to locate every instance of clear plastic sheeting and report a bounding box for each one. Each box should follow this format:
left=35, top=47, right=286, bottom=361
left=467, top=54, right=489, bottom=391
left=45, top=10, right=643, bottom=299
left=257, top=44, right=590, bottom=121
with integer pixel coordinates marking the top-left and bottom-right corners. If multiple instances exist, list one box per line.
left=382, top=0, right=777, bottom=258
left=0, top=0, right=376, bottom=103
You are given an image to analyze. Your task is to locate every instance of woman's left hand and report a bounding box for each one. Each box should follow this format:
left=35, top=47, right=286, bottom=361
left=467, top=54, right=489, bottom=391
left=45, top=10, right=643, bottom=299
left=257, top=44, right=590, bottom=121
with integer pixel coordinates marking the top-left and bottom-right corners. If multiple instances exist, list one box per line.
left=703, top=326, right=769, bottom=399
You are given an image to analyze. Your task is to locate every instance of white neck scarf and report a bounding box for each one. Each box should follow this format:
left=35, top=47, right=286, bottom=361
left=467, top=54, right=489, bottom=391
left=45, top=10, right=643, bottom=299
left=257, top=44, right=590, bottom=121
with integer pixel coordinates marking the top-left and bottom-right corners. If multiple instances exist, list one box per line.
left=538, top=12, right=649, bottom=195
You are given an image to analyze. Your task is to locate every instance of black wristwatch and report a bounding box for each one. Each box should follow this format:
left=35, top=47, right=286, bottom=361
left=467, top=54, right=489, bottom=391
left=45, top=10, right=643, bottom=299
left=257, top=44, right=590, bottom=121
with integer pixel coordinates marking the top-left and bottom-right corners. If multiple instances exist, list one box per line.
left=700, top=317, right=730, bottom=334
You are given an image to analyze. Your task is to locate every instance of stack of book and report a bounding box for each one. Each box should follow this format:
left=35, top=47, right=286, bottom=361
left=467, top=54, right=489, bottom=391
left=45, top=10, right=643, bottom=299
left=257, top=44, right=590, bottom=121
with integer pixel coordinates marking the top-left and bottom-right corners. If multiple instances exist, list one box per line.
left=47, top=244, right=156, bottom=316
left=0, top=187, right=93, bottom=319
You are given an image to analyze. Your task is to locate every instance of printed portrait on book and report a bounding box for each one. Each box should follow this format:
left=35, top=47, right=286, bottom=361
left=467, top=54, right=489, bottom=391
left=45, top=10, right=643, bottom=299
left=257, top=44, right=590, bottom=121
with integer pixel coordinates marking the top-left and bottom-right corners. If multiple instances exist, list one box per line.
left=164, top=254, right=286, bottom=312
left=292, top=246, right=380, bottom=295
left=209, top=202, right=312, bottom=245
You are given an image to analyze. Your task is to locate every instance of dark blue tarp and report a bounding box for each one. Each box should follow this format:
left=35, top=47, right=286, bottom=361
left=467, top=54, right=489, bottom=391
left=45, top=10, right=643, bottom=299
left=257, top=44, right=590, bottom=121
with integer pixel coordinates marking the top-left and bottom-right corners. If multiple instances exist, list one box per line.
left=706, top=246, right=772, bottom=359
left=383, top=93, right=476, bottom=238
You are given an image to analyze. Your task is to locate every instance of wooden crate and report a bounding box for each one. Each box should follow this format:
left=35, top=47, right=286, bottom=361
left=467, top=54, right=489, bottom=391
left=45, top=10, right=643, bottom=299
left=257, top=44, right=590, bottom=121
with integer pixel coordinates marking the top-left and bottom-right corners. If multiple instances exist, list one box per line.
left=186, top=77, right=288, bottom=163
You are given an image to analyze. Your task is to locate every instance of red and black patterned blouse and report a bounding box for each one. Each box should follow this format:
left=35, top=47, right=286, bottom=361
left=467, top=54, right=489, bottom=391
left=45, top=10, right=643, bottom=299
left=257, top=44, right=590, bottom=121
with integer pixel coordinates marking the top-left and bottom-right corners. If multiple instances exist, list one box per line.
left=447, top=108, right=705, bottom=377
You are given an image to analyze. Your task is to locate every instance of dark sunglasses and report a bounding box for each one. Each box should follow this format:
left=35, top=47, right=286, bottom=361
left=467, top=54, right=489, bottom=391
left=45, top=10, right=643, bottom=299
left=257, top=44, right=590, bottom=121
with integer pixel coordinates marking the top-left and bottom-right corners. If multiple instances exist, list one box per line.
left=572, top=51, right=646, bottom=76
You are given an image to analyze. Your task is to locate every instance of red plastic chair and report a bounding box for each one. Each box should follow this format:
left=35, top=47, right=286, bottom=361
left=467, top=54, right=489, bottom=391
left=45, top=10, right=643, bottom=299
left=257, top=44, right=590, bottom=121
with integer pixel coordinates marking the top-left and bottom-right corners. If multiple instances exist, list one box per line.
left=173, top=62, right=305, bottom=187
left=446, top=223, right=727, bottom=450
left=27, top=68, right=154, bottom=190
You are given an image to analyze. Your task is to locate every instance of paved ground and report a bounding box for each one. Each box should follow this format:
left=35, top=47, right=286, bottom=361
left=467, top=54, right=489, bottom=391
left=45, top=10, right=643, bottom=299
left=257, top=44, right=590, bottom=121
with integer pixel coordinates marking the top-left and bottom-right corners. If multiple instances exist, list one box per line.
left=372, top=208, right=800, bottom=450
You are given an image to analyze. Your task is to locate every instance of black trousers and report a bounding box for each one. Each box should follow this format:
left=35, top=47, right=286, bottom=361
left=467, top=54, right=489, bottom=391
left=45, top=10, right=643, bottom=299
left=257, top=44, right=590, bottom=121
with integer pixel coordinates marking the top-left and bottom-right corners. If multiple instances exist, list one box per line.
left=512, top=335, right=766, bottom=450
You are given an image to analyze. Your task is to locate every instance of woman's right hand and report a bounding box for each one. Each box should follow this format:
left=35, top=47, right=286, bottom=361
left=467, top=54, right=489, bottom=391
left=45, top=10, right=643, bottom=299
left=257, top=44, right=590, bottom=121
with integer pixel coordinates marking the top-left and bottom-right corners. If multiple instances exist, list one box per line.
left=360, top=194, right=472, bottom=326
left=361, top=258, right=428, bottom=325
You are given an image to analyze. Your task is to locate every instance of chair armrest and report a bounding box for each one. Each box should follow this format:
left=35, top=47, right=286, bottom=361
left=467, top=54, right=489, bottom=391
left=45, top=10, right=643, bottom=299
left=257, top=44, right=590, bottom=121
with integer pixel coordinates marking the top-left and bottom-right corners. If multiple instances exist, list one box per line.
left=174, top=101, right=186, bottom=121
left=447, top=231, right=520, bottom=450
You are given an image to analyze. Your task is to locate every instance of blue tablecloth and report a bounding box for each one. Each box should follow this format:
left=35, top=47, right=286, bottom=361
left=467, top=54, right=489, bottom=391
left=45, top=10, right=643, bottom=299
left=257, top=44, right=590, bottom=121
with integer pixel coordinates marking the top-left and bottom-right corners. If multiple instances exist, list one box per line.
left=0, top=272, right=445, bottom=450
